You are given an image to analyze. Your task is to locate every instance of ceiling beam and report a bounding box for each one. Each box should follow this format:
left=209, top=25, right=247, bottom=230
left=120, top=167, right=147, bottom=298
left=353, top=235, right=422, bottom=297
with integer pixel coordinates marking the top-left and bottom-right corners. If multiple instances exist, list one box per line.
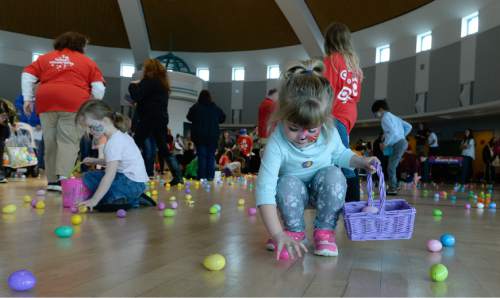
left=117, top=0, right=151, bottom=67
left=275, top=0, right=325, bottom=58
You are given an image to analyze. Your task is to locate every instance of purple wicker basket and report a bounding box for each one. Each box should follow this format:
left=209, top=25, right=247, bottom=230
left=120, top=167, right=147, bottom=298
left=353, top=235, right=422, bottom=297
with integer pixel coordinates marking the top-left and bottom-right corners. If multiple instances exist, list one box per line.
left=343, top=163, right=416, bottom=241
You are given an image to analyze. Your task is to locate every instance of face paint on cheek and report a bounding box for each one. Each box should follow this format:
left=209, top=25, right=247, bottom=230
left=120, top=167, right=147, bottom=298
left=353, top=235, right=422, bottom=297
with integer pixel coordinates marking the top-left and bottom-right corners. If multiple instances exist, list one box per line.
left=89, top=123, right=105, bottom=137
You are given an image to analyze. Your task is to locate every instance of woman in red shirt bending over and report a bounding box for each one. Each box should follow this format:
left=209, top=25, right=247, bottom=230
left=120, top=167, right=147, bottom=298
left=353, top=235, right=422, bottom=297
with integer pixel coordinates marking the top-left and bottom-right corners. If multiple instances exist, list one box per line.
left=22, top=32, right=105, bottom=191
left=323, top=23, right=363, bottom=202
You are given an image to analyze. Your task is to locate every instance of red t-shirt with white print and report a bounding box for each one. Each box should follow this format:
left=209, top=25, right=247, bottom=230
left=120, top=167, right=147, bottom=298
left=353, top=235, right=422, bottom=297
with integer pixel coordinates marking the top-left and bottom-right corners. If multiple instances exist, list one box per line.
left=23, top=49, right=104, bottom=114
left=323, top=53, right=362, bottom=133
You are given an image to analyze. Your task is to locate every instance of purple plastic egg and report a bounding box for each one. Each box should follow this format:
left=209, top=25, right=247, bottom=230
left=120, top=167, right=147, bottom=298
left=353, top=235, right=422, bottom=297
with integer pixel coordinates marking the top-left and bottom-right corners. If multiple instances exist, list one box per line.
left=36, top=189, right=46, bottom=196
left=8, top=269, right=36, bottom=291
left=157, top=202, right=166, bottom=210
left=116, top=209, right=127, bottom=218
left=30, top=199, right=37, bottom=208
left=465, top=203, right=471, bottom=210
left=185, top=188, right=191, bottom=194
left=247, top=207, right=257, bottom=216
left=70, top=206, right=79, bottom=214
left=170, top=201, right=178, bottom=209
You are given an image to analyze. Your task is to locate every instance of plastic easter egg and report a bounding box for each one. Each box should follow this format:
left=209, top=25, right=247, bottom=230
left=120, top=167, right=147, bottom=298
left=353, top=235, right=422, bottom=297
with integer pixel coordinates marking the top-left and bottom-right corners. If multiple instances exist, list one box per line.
left=440, top=233, right=455, bottom=247
left=489, top=202, right=497, bottom=209
left=54, top=225, right=74, bottom=238
left=23, top=195, right=32, bottom=203
left=427, top=239, right=443, bottom=252
left=78, top=206, right=88, bottom=214
left=157, top=202, right=166, bottom=210
left=362, top=206, right=379, bottom=214
left=432, top=209, right=443, bottom=217
left=145, top=191, right=151, bottom=197
left=71, top=215, right=83, bottom=225
left=238, top=199, right=245, bottom=206
left=116, top=209, right=127, bottom=218
left=430, top=263, right=448, bottom=282
left=163, top=209, right=176, bottom=217
left=169, top=196, right=176, bottom=201
left=36, top=189, right=46, bottom=196
left=152, top=190, right=158, bottom=196
left=185, top=188, right=191, bottom=194
left=70, top=206, right=79, bottom=213
left=8, top=269, right=36, bottom=291
left=465, top=203, right=471, bottom=209
left=35, top=201, right=45, bottom=209
left=31, top=199, right=37, bottom=208
left=477, top=202, right=484, bottom=209
left=203, top=254, right=226, bottom=271
left=170, top=201, right=178, bottom=209
left=185, top=194, right=192, bottom=201
left=213, top=204, right=221, bottom=212
left=209, top=206, right=218, bottom=214
left=2, top=204, right=17, bottom=214
left=247, top=207, right=257, bottom=216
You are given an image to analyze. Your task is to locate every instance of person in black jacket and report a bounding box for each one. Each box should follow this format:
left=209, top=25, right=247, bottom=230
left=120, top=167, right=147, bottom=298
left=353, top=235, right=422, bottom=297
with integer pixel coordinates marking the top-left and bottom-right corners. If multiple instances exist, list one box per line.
left=187, top=90, right=226, bottom=180
left=129, top=59, right=183, bottom=185
left=483, top=138, right=496, bottom=184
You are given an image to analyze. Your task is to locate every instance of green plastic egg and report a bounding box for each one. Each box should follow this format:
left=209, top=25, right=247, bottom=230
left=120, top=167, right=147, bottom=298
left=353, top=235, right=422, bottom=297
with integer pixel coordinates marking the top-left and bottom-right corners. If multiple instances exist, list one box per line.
left=54, top=226, right=74, bottom=238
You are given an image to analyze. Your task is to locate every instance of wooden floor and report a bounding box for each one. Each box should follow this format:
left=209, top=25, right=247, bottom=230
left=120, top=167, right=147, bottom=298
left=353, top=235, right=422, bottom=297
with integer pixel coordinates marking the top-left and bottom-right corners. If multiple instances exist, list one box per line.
left=1, top=175, right=499, bottom=297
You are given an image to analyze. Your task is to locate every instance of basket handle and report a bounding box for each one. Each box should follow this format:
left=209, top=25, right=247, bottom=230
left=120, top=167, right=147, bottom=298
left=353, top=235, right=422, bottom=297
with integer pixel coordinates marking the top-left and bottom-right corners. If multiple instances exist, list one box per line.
left=366, top=162, right=387, bottom=216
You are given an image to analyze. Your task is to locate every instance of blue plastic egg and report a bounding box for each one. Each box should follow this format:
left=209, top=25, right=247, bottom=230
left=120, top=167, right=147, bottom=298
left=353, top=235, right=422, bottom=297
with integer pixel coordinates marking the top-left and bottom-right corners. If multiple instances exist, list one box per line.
left=440, top=233, right=455, bottom=247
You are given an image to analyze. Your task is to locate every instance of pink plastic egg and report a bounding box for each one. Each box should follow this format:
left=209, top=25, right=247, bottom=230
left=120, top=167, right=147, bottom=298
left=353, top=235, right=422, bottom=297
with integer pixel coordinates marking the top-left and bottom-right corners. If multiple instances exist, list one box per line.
left=247, top=207, right=257, bottom=216
left=70, top=206, right=79, bottom=214
left=427, top=239, right=443, bottom=252
left=36, top=189, right=46, bottom=196
left=465, top=203, right=471, bottom=210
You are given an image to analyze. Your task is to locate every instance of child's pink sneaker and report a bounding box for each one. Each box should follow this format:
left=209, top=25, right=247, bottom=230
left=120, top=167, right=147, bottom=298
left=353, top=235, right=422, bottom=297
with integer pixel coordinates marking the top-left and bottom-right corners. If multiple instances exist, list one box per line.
left=313, top=229, right=338, bottom=256
left=265, top=231, right=306, bottom=260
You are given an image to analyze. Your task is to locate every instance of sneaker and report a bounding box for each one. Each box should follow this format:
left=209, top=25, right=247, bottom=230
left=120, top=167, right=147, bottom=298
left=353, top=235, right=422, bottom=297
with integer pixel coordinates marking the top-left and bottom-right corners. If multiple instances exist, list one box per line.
left=265, top=231, right=307, bottom=260
left=0, top=178, right=7, bottom=183
left=168, top=178, right=184, bottom=186
left=387, top=188, right=398, bottom=196
left=313, top=229, right=338, bottom=257
left=47, top=181, right=62, bottom=192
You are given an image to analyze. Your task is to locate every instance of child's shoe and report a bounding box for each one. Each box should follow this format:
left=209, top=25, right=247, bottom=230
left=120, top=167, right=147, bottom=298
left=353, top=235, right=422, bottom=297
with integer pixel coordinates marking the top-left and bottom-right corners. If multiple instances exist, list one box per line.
left=265, top=231, right=306, bottom=260
left=313, top=229, right=338, bottom=256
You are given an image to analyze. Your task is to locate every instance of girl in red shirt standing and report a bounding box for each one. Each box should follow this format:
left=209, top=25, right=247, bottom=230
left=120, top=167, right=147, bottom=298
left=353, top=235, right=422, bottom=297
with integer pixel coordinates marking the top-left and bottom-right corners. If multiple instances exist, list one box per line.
left=323, top=23, right=363, bottom=202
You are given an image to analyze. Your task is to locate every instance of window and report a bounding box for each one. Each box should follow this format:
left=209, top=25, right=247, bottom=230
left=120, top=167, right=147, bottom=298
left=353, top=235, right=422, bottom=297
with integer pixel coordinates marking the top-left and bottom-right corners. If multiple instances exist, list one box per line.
left=416, top=31, right=432, bottom=53
left=375, top=45, right=390, bottom=63
left=196, top=67, right=210, bottom=81
left=266, top=65, right=280, bottom=79
left=232, top=66, right=245, bottom=81
left=120, top=64, right=135, bottom=78
left=461, top=11, right=479, bottom=38
left=32, top=52, right=43, bottom=62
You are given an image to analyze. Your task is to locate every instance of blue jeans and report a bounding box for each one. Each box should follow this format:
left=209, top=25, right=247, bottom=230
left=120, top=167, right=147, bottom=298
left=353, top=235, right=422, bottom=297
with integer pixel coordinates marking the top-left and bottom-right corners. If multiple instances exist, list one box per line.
left=196, top=144, right=216, bottom=180
left=387, top=139, right=408, bottom=189
left=276, top=166, right=347, bottom=231
left=335, top=121, right=355, bottom=179
left=83, top=171, right=146, bottom=207
left=142, top=137, right=157, bottom=177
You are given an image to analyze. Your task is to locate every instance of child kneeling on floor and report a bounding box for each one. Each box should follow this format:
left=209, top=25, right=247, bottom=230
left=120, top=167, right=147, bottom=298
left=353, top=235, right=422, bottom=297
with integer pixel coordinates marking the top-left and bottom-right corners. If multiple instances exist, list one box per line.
left=76, top=100, right=150, bottom=212
left=256, top=60, right=377, bottom=260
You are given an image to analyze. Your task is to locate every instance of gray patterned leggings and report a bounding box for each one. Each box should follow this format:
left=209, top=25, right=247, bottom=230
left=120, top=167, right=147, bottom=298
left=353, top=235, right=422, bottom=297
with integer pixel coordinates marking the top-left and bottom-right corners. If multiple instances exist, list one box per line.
left=276, top=166, right=347, bottom=232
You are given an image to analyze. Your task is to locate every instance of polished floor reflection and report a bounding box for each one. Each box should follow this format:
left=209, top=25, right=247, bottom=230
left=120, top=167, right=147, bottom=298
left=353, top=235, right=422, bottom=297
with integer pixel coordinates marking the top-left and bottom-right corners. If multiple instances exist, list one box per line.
left=0, top=177, right=499, bottom=296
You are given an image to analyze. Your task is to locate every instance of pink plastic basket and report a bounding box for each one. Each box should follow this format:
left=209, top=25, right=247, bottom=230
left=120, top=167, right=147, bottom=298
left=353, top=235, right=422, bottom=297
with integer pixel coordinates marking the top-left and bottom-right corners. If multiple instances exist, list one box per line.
left=343, top=163, right=416, bottom=241
left=61, top=177, right=91, bottom=208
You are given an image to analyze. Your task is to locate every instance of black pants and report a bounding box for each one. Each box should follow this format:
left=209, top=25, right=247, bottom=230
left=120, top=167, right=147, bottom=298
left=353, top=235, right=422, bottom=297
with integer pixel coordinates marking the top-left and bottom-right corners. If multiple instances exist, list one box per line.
left=0, top=140, right=5, bottom=178
left=134, top=121, right=182, bottom=182
left=484, top=163, right=495, bottom=184
left=461, top=156, right=473, bottom=184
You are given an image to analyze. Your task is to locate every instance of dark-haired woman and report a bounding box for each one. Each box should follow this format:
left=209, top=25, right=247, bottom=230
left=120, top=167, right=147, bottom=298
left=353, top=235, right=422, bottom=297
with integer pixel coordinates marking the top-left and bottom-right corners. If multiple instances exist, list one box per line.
left=129, top=59, right=183, bottom=185
left=21, top=31, right=105, bottom=191
left=460, top=129, right=475, bottom=186
left=187, top=90, right=226, bottom=181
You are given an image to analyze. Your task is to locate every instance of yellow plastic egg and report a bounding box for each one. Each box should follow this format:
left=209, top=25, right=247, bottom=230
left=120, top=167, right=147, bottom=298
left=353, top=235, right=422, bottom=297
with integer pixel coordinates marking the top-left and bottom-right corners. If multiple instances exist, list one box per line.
left=238, top=199, right=245, bottom=206
left=79, top=206, right=88, bottom=213
left=23, top=195, right=32, bottom=203
left=35, top=201, right=46, bottom=209
left=203, top=254, right=226, bottom=271
left=2, top=204, right=17, bottom=214
left=152, top=190, right=158, bottom=195
left=185, top=194, right=192, bottom=201
left=71, top=214, right=83, bottom=225
left=169, top=196, right=176, bottom=201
